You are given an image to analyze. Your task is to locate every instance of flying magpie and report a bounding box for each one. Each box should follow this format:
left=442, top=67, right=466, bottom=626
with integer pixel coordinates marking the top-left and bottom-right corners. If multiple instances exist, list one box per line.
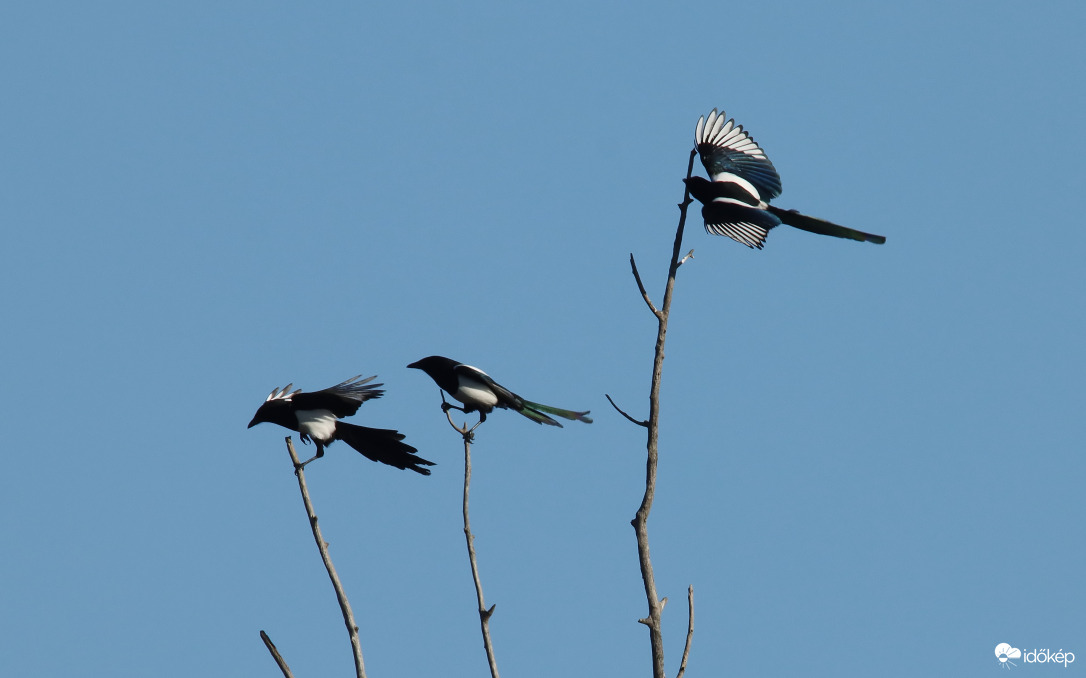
left=684, top=108, right=886, bottom=250
left=407, top=356, right=593, bottom=427
left=247, top=375, right=435, bottom=474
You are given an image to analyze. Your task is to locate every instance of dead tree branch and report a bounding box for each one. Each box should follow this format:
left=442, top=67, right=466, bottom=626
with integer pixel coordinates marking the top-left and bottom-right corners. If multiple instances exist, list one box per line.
left=260, top=630, right=295, bottom=678
left=284, top=437, right=368, bottom=678
left=676, top=587, right=695, bottom=678
left=444, top=408, right=501, bottom=678
left=605, top=393, right=648, bottom=428
left=630, top=148, right=698, bottom=678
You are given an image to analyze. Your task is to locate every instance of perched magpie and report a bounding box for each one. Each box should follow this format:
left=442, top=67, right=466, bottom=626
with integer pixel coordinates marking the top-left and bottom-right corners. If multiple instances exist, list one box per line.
left=684, top=108, right=886, bottom=250
left=247, top=375, right=435, bottom=474
left=407, top=356, right=593, bottom=427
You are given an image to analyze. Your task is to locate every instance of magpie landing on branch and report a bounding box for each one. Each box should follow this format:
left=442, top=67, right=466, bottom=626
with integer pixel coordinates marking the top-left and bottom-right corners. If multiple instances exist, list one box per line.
left=407, top=356, right=593, bottom=427
left=247, top=375, right=434, bottom=475
left=685, top=108, right=886, bottom=250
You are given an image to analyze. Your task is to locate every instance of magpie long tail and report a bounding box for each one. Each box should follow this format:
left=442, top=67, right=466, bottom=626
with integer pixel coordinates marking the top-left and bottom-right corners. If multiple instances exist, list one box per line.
left=517, top=400, right=593, bottom=427
left=334, top=422, right=435, bottom=475
left=766, top=205, right=886, bottom=244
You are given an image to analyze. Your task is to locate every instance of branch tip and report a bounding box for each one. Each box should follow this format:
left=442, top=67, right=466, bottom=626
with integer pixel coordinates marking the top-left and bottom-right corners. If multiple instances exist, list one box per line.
left=605, top=393, right=649, bottom=427
left=675, top=587, right=695, bottom=678
left=260, top=630, right=295, bottom=678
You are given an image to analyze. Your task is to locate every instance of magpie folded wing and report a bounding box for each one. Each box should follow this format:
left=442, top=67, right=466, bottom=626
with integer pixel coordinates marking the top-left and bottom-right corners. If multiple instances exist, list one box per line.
left=454, top=364, right=522, bottom=408
left=292, top=375, right=384, bottom=417
left=695, top=108, right=782, bottom=201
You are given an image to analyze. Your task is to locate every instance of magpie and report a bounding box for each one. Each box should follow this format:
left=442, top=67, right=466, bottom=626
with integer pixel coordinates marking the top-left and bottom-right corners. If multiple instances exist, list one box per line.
left=684, top=108, right=886, bottom=250
left=407, top=356, right=593, bottom=427
left=247, top=375, right=435, bottom=474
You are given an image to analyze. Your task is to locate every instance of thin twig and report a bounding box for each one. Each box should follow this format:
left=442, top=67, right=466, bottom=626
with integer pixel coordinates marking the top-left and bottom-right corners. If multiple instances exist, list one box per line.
left=284, top=437, right=368, bottom=678
left=260, top=630, right=295, bottom=678
left=444, top=409, right=501, bottom=678
left=631, top=148, right=698, bottom=678
left=630, top=254, right=660, bottom=317
left=605, top=393, right=648, bottom=428
left=675, top=587, right=695, bottom=678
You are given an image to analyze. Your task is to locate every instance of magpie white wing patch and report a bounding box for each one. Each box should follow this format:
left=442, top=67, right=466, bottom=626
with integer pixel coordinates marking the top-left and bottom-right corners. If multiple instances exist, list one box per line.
left=696, top=108, right=769, bottom=160
left=705, top=220, right=770, bottom=250
left=712, top=175, right=765, bottom=206
left=695, top=108, right=783, bottom=201
left=454, top=374, right=500, bottom=409
left=458, top=364, right=491, bottom=379
left=266, top=383, right=300, bottom=402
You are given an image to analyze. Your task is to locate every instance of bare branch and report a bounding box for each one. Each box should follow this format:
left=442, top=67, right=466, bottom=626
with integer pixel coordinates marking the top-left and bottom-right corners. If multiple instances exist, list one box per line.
left=605, top=393, right=648, bottom=427
left=630, top=253, right=660, bottom=316
left=631, top=147, right=699, bottom=678
left=284, top=437, right=368, bottom=678
left=440, top=401, right=500, bottom=678
left=675, top=587, right=695, bottom=678
left=260, top=630, right=295, bottom=678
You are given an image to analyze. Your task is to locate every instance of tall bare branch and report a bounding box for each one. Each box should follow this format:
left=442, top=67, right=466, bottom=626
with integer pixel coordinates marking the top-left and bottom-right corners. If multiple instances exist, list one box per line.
left=629, top=149, right=698, bottom=678
left=444, top=408, right=501, bottom=678
left=284, top=437, right=368, bottom=678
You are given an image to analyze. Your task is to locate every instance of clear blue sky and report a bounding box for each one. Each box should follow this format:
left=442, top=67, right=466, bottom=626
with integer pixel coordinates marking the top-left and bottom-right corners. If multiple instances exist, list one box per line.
left=2, top=2, right=1083, bottom=676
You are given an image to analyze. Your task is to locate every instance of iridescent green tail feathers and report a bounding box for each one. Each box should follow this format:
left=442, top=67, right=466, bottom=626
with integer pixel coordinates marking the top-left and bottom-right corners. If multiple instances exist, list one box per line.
left=519, top=400, right=593, bottom=427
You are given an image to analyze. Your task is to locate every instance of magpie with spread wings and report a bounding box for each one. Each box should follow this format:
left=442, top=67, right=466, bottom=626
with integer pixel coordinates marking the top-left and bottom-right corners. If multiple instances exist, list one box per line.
left=684, top=108, right=886, bottom=249
left=248, top=375, right=434, bottom=474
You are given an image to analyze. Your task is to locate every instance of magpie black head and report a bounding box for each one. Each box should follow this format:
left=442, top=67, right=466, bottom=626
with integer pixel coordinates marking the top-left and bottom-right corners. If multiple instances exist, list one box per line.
left=683, top=176, right=713, bottom=202
left=408, top=356, right=465, bottom=396
left=247, top=382, right=299, bottom=429
left=248, top=403, right=284, bottom=429
left=407, top=355, right=459, bottom=378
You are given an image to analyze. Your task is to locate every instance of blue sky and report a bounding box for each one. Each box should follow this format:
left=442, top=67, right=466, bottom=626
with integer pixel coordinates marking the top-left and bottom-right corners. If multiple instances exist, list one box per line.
left=2, top=2, right=1083, bottom=676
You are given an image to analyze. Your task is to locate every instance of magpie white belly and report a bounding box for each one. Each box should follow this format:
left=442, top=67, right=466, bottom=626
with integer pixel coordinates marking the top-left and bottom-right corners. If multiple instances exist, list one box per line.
left=296, top=410, right=338, bottom=441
